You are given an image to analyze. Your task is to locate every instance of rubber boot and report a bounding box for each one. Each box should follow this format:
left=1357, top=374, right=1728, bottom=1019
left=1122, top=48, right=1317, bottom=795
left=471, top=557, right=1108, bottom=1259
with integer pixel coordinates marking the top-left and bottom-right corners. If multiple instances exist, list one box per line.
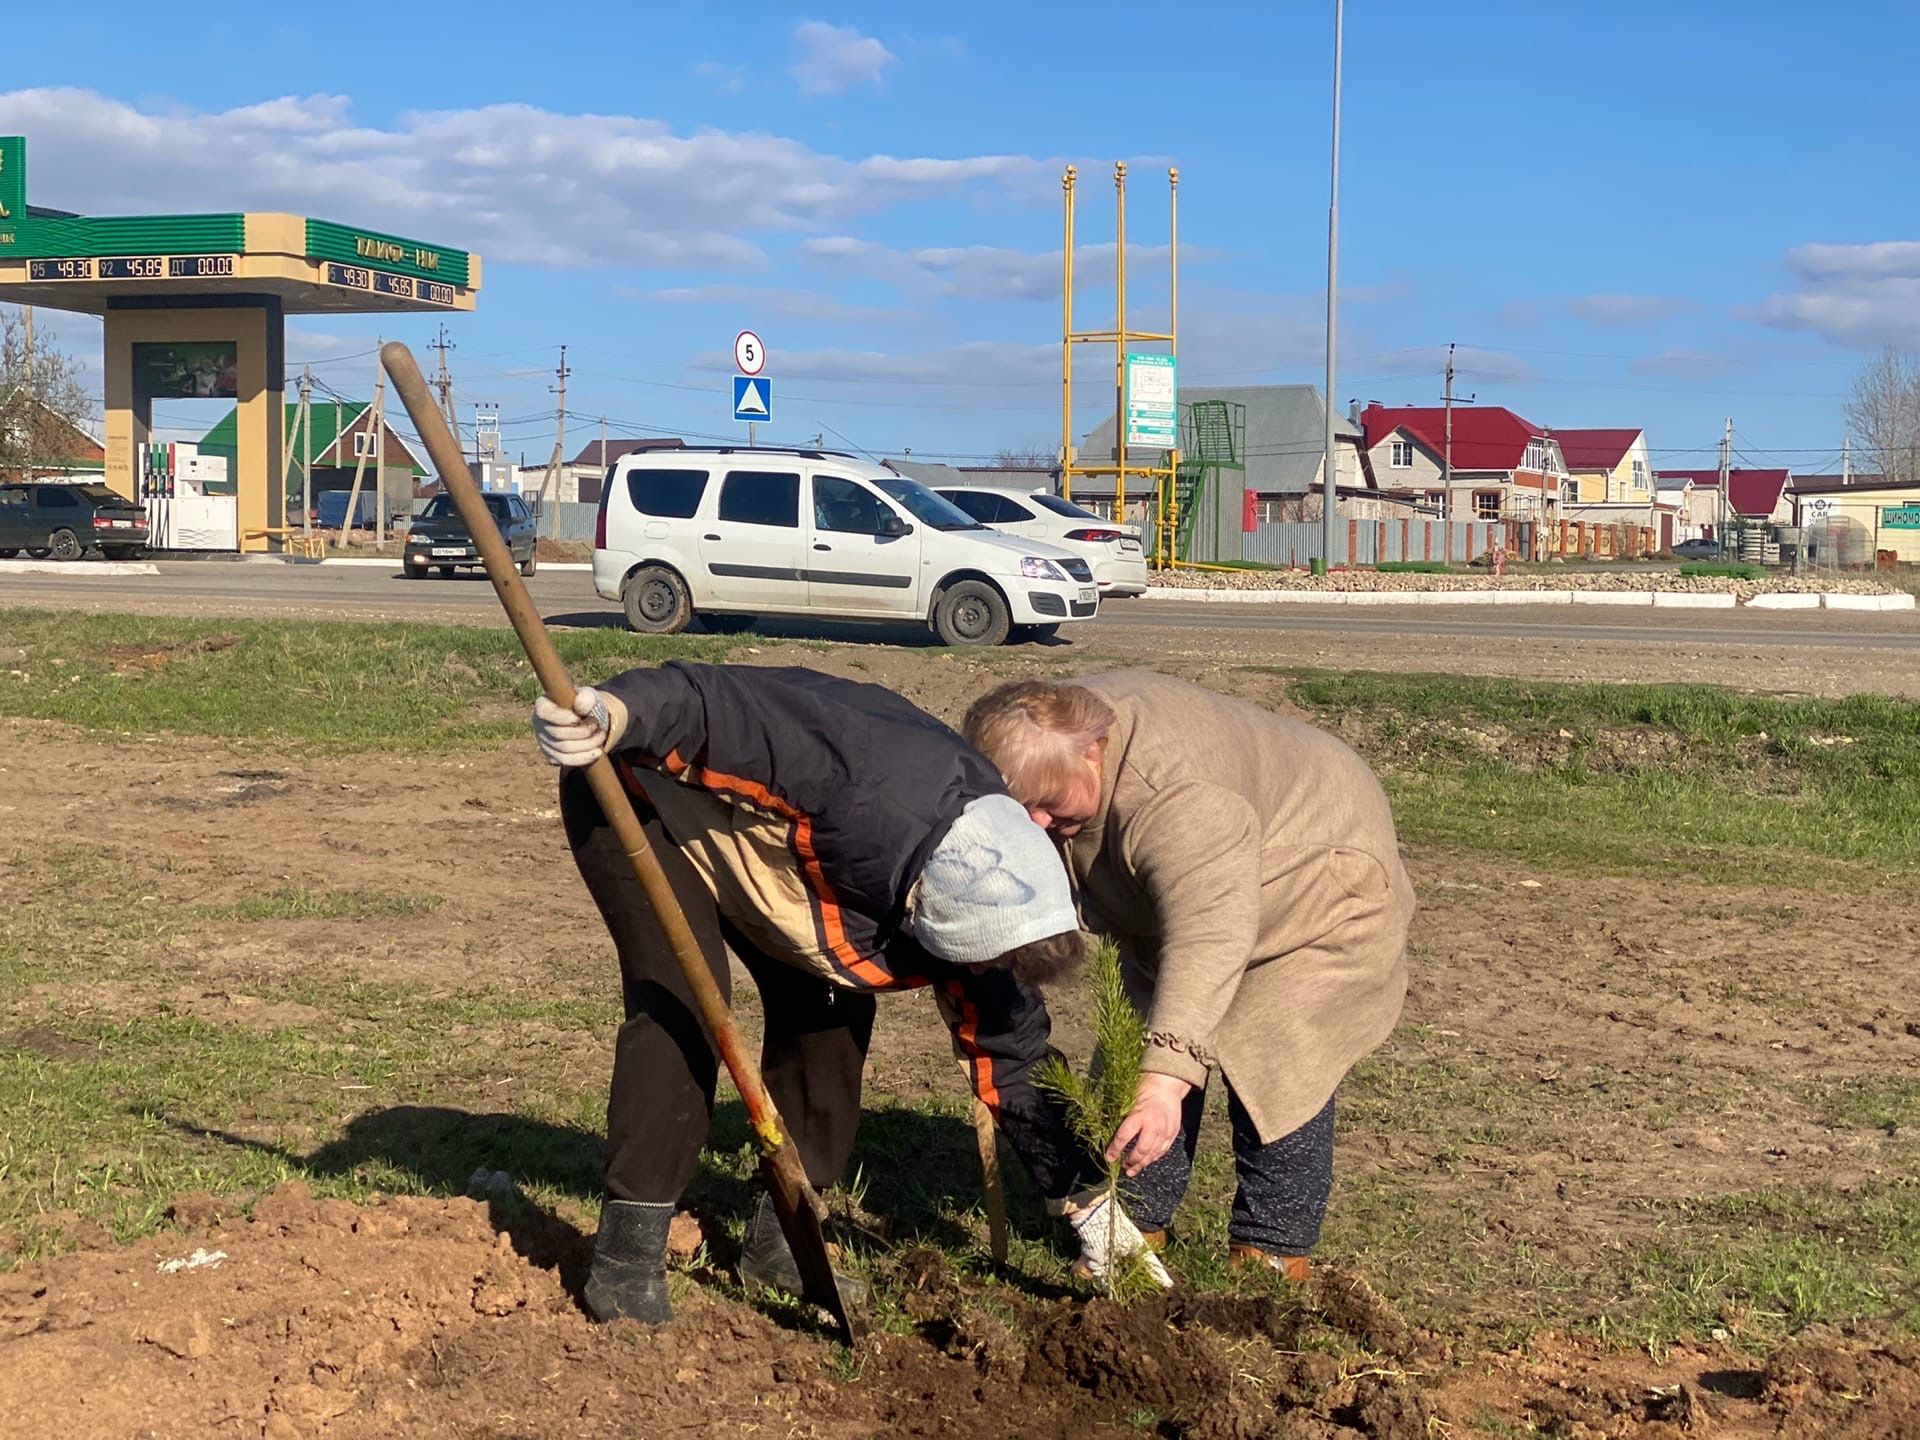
left=583, top=1199, right=675, bottom=1324
left=736, top=1192, right=867, bottom=1306
left=1228, top=1243, right=1311, bottom=1284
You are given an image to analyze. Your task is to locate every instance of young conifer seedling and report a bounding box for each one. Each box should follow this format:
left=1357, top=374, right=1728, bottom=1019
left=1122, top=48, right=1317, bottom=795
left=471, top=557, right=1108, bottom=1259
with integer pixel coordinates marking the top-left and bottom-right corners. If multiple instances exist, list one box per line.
left=1035, top=937, right=1162, bottom=1301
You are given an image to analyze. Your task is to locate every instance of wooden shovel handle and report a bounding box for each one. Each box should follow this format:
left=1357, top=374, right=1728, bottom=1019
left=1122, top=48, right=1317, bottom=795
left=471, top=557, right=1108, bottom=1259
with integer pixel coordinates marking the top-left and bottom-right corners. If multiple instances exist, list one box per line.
left=379, top=342, right=789, bottom=1156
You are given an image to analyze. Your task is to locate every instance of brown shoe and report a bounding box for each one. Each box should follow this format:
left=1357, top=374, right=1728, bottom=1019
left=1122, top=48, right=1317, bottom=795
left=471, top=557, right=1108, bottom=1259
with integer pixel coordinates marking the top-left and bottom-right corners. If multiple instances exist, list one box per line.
left=1069, top=1227, right=1166, bottom=1281
left=1228, top=1245, right=1310, bottom=1283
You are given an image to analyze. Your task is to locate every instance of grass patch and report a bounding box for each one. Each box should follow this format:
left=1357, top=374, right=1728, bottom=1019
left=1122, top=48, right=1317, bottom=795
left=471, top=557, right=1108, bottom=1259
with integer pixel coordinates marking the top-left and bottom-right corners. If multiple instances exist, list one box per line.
left=1275, top=669, right=1920, bottom=872
left=1679, top=561, right=1763, bottom=579
left=1374, top=561, right=1456, bottom=574
left=203, top=884, right=443, bottom=922
left=1818, top=1077, right=1920, bottom=1132
left=0, top=608, right=734, bottom=750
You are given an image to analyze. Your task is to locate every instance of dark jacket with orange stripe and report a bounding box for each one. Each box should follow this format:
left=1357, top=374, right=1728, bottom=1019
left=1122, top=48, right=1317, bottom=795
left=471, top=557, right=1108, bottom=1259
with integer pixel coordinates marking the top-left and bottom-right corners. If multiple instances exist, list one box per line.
left=600, top=662, right=1005, bottom=989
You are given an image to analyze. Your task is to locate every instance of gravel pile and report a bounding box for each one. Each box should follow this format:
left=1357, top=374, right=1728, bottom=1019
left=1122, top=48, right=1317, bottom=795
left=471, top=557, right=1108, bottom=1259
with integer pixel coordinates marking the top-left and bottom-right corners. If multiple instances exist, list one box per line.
left=1146, top=569, right=1903, bottom=599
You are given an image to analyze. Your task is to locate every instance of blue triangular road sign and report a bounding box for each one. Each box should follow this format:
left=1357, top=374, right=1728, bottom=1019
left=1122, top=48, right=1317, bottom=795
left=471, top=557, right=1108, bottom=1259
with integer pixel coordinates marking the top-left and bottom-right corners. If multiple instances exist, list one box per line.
left=732, top=375, right=771, bottom=421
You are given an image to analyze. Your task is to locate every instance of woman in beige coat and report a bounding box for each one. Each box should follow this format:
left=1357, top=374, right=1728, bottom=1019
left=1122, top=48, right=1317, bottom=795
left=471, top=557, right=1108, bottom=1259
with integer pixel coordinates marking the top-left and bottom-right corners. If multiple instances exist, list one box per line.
left=963, top=673, right=1412, bottom=1277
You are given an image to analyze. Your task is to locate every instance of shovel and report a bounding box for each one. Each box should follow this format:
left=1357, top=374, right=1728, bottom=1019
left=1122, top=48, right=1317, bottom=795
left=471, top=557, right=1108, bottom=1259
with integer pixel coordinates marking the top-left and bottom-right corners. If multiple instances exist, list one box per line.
left=380, top=341, right=856, bottom=1346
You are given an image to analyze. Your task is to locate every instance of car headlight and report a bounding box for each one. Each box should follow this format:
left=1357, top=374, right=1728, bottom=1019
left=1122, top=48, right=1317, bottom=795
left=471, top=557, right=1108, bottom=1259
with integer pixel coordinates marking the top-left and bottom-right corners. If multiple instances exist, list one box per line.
left=1020, top=556, right=1069, bottom=581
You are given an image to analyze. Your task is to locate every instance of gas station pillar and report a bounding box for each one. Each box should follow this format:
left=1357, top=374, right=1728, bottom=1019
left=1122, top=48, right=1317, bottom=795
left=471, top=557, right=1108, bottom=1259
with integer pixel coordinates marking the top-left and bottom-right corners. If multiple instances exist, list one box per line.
left=102, top=300, right=284, bottom=552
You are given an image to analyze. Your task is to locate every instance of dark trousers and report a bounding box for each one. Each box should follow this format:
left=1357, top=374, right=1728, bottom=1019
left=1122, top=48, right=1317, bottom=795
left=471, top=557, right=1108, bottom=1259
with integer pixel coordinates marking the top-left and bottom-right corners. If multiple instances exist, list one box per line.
left=561, top=769, right=1096, bottom=1206
left=1126, top=1082, right=1336, bottom=1257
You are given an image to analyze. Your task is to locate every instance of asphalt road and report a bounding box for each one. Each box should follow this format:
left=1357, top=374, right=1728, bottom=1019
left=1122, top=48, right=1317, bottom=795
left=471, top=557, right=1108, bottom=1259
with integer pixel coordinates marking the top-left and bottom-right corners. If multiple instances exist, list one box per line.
left=6, top=560, right=1919, bottom=695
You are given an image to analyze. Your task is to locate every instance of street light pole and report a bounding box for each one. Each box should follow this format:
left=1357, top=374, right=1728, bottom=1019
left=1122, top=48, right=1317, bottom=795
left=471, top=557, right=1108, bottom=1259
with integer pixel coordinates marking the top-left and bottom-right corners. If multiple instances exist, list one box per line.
left=1319, top=0, right=1345, bottom=568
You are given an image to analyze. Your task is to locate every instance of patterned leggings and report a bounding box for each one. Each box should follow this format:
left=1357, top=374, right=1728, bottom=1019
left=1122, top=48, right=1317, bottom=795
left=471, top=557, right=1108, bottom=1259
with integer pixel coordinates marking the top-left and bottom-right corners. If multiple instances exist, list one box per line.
left=1125, top=1084, right=1336, bottom=1257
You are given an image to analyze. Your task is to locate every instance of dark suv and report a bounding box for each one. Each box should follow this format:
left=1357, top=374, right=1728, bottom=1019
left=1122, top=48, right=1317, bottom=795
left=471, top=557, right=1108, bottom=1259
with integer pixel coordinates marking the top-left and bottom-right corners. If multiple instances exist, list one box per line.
left=0, top=482, right=150, bottom=561
left=404, top=491, right=539, bottom=578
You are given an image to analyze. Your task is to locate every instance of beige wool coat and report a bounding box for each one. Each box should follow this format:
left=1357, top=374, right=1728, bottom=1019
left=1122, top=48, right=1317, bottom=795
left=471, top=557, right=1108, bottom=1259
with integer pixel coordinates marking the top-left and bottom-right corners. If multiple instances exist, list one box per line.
left=1066, top=672, right=1414, bottom=1142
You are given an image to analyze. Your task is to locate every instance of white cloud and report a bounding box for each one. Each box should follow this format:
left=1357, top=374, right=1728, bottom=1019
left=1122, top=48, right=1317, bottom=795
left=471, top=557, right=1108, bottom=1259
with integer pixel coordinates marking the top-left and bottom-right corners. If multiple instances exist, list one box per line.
left=1565, top=293, right=1693, bottom=328
left=0, top=87, right=1048, bottom=273
left=692, top=61, right=746, bottom=96
left=790, top=21, right=897, bottom=98
left=1361, top=345, right=1540, bottom=386
left=1627, top=349, right=1729, bottom=382
left=1755, top=240, right=1920, bottom=348
left=803, top=236, right=1175, bottom=301
left=635, top=283, right=910, bottom=325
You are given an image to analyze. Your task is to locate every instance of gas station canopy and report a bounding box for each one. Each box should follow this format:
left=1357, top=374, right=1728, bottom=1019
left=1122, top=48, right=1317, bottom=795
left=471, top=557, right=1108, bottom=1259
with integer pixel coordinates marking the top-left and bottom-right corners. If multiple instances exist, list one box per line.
left=0, top=136, right=480, bottom=315
left=0, top=135, right=481, bottom=551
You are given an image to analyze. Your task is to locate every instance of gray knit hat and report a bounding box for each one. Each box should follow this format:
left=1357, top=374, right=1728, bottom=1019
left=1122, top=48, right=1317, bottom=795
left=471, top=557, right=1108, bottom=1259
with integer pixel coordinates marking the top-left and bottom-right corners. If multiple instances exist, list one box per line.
left=910, top=794, right=1078, bottom=966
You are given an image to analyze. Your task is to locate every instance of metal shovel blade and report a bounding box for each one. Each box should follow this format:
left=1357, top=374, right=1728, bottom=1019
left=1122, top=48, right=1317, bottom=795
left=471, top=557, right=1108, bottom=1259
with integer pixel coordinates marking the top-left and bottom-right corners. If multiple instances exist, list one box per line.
left=760, top=1141, right=856, bottom=1345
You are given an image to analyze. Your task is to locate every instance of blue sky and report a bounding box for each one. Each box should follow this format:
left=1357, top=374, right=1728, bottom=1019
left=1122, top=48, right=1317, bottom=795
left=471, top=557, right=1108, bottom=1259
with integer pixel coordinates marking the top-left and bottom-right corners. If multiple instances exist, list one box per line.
left=7, top=0, right=1918, bottom=472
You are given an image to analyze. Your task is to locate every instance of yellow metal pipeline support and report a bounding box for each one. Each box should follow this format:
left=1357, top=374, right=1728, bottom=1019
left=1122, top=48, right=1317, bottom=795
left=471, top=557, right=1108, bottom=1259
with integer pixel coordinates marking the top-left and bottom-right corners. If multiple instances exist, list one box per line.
left=1061, top=165, right=1076, bottom=502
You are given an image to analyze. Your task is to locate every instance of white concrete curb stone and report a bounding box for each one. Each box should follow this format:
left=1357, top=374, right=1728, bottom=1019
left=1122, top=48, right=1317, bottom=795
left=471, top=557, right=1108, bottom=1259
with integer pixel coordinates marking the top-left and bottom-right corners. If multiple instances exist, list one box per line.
left=0, top=560, right=161, bottom=577
left=1570, top=591, right=1655, bottom=607
left=1746, top=592, right=1822, bottom=610
left=1652, top=591, right=1738, bottom=608
left=1823, top=591, right=1916, bottom=611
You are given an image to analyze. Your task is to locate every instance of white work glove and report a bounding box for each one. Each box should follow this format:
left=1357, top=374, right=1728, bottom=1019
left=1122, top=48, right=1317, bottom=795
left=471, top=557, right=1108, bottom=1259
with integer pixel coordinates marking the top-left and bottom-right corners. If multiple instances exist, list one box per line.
left=1066, top=1192, right=1173, bottom=1290
left=532, top=686, right=621, bottom=767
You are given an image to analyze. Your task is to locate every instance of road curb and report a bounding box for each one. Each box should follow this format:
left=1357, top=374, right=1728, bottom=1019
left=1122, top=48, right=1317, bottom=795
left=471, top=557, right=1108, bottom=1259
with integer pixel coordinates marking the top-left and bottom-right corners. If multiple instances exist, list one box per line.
left=0, top=560, right=161, bottom=577
left=1141, top=585, right=1914, bottom=612
left=243, top=556, right=594, bottom=572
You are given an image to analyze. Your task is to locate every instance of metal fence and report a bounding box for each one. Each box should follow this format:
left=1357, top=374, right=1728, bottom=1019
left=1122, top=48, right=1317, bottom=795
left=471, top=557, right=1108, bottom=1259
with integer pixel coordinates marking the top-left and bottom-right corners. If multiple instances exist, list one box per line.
left=1229, top=518, right=1504, bottom=567
left=529, top=499, right=599, bottom=543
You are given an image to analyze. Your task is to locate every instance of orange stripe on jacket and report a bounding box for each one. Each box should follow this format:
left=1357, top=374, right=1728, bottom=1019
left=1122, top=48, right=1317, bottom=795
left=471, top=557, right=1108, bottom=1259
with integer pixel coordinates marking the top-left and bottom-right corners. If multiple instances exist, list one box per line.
left=943, top=979, right=1002, bottom=1112
left=620, top=753, right=899, bottom=990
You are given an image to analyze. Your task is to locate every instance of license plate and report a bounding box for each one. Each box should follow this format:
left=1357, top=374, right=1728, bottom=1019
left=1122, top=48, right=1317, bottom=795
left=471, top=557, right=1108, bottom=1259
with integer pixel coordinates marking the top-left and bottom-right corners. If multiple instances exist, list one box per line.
left=431, top=546, right=468, bottom=558
left=1078, top=587, right=1096, bottom=604
left=1120, top=538, right=1141, bottom=553
left=110, top=519, right=133, bottom=528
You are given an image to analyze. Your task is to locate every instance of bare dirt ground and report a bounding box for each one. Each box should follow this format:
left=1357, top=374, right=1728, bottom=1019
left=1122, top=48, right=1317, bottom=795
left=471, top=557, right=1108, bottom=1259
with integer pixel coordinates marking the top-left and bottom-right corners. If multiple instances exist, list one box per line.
left=2, top=643, right=1918, bottom=1437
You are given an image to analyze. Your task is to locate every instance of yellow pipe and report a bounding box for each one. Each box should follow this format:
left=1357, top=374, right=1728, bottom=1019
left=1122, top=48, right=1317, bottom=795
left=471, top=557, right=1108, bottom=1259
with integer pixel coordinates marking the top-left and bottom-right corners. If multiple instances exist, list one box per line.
left=1164, top=166, right=1180, bottom=569
left=1061, top=165, right=1076, bottom=502
left=1113, top=166, right=1125, bottom=523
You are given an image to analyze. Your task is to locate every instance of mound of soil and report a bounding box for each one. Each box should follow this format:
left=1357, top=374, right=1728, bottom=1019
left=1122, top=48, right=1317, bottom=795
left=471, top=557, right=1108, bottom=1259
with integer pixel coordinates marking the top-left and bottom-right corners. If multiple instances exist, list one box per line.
left=2, top=1184, right=1915, bottom=1439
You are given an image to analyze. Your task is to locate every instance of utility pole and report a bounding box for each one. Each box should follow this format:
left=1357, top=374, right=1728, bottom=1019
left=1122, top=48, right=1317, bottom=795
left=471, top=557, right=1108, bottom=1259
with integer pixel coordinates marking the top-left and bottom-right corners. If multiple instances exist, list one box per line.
left=429, top=324, right=458, bottom=431
left=541, top=345, right=570, bottom=504
left=20, top=305, right=34, bottom=481
left=299, top=367, right=313, bottom=539
left=1841, top=436, right=1851, bottom=484
left=1442, top=343, right=1455, bottom=525
left=1319, top=0, right=1345, bottom=568
left=1717, top=416, right=1732, bottom=558
left=342, top=352, right=385, bottom=547
left=599, top=415, right=608, bottom=469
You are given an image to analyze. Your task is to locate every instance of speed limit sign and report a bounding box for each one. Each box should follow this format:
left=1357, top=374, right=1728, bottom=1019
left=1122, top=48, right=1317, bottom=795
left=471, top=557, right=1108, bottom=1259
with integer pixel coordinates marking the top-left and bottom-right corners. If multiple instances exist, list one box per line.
left=734, top=330, right=766, bottom=376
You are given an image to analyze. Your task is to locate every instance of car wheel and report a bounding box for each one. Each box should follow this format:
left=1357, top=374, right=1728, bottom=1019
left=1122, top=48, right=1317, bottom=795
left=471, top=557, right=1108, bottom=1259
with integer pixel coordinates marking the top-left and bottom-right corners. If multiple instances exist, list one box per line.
left=49, top=529, right=84, bottom=562
left=519, top=549, right=538, bottom=578
left=25, top=547, right=51, bottom=560
left=622, top=564, right=692, bottom=634
left=404, top=561, right=429, bottom=578
left=933, top=579, right=1011, bottom=646
left=1010, top=623, right=1061, bottom=643
left=699, top=613, right=756, bottom=636
left=0, top=548, right=18, bottom=559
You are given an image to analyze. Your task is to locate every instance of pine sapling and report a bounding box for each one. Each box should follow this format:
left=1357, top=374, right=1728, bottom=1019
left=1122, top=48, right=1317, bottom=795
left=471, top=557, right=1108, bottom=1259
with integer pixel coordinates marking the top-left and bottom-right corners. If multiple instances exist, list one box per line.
left=1035, top=937, right=1159, bottom=1301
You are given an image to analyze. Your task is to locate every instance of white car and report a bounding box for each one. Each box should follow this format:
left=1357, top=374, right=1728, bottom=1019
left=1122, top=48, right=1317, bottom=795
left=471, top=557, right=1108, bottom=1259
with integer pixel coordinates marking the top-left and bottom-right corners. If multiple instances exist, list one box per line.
left=933, top=484, right=1149, bottom=596
left=592, top=448, right=1099, bottom=645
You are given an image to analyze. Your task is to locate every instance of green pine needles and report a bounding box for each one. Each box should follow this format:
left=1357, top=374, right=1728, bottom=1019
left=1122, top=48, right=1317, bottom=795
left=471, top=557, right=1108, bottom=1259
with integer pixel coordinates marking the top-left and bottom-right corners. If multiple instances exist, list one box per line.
left=1036, top=937, right=1160, bottom=1301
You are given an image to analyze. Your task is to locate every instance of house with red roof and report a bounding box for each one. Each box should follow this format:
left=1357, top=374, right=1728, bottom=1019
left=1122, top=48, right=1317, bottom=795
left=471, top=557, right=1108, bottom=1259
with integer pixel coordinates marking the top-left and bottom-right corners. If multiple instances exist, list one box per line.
left=1556, top=428, right=1653, bottom=506
left=1358, top=402, right=1567, bottom=523
left=1652, top=468, right=1793, bottom=536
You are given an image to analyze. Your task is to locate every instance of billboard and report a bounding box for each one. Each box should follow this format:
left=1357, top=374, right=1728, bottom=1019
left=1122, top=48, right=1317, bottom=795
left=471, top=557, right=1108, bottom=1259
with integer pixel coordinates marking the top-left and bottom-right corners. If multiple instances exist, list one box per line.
left=133, top=341, right=238, bottom=399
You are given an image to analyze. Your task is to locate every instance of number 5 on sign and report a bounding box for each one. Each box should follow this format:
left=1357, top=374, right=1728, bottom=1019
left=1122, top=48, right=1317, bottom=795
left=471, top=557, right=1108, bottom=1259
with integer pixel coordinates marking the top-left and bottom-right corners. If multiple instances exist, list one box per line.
left=734, top=330, right=766, bottom=376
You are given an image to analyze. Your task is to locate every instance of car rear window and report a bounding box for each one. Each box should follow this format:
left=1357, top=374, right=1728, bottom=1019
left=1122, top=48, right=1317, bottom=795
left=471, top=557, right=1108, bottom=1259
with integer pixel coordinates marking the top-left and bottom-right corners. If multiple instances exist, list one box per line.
left=717, top=471, right=800, bottom=529
left=37, top=488, right=80, bottom=508
left=626, top=467, right=709, bottom=519
left=1032, top=493, right=1102, bottom=520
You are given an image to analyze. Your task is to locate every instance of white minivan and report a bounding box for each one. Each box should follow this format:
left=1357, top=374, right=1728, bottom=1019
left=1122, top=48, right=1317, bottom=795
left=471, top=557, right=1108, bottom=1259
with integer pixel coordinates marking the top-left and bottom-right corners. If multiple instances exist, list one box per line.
left=592, top=448, right=1099, bottom=645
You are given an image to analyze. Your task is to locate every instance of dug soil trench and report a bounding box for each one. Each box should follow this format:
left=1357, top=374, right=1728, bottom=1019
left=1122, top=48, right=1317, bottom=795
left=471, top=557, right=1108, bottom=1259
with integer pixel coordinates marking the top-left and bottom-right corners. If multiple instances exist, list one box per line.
left=4, top=1180, right=1915, bottom=1439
